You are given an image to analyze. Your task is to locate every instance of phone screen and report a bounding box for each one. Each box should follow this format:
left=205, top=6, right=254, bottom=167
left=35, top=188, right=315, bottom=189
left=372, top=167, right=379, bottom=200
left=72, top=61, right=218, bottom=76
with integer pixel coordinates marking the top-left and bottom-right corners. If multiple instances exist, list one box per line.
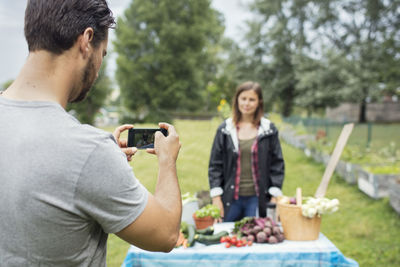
left=127, top=128, right=168, bottom=149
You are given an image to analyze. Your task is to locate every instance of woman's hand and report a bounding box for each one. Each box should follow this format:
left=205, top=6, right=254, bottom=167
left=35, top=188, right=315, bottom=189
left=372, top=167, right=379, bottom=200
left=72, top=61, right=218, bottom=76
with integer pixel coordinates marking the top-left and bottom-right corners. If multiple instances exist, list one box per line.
left=113, top=124, right=137, bottom=162
left=212, top=196, right=224, bottom=223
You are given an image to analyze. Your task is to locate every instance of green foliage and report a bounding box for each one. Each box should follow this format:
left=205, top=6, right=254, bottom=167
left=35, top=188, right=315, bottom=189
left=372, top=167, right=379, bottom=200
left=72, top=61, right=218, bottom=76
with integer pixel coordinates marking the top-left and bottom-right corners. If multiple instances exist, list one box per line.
left=182, top=192, right=198, bottom=205
left=364, top=165, right=400, bottom=175
left=285, top=117, right=400, bottom=172
left=311, top=0, right=400, bottom=122
left=293, top=122, right=309, bottom=136
left=242, top=0, right=315, bottom=116
left=307, top=137, right=334, bottom=154
left=233, top=0, right=400, bottom=119
left=294, top=50, right=349, bottom=113
left=194, top=204, right=220, bottom=219
left=67, top=61, right=112, bottom=125
left=1, top=80, right=13, bottom=91
left=216, top=98, right=231, bottom=120
left=306, top=131, right=400, bottom=172
left=114, top=0, right=224, bottom=122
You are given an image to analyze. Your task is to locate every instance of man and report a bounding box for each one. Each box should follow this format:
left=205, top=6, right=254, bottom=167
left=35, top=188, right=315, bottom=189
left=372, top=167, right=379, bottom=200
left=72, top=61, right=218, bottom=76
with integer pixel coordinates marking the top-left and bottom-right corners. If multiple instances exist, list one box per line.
left=0, top=0, right=182, bottom=266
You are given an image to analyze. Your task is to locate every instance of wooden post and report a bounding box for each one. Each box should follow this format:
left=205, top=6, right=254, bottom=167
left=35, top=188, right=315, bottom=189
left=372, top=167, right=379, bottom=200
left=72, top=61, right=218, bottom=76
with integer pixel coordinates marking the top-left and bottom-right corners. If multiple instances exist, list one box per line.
left=315, top=123, right=354, bottom=198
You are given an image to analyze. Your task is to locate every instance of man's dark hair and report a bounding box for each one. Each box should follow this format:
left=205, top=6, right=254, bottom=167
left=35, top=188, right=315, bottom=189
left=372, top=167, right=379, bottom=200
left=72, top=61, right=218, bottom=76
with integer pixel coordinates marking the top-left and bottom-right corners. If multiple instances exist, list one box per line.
left=24, top=0, right=115, bottom=54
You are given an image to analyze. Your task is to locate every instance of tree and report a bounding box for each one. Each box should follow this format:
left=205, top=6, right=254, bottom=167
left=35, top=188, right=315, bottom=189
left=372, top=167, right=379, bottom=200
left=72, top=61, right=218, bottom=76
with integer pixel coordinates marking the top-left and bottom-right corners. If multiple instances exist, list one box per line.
left=114, top=0, right=224, bottom=122
left=312, top=0, right=400, bottom=122
left=294, top=50, right=350, bottom=115
left=67, top=60, right=112, bottom=125
left=244, top=0, right=314, bottom=117
left=206, top=38, right=255, bottom=110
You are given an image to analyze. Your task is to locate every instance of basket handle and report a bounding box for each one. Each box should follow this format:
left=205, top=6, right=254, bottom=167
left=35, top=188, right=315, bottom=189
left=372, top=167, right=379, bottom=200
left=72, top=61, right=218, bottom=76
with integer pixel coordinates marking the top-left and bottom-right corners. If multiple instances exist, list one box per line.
left=296, top=187, right=302, bottom=206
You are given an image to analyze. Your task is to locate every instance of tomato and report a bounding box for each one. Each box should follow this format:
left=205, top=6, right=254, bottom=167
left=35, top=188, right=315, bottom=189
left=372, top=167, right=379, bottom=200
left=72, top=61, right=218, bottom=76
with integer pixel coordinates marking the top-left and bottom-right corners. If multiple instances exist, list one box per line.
left=247, top=240, right=253, bottom=246
left=225, top=242, right=231, bottom=248
left=220, top=236, right=227, bottom=243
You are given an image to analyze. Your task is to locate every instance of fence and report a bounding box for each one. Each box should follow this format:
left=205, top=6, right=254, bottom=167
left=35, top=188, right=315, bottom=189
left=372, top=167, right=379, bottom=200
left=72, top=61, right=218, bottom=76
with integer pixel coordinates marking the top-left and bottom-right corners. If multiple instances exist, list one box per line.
left=282, top=116, right=375, bottom=149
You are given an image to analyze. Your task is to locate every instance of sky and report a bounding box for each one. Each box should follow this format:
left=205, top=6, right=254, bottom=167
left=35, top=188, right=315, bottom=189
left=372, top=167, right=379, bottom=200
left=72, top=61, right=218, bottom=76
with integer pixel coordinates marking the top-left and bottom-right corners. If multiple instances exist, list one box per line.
left=0, top=0, right=252, bottom=85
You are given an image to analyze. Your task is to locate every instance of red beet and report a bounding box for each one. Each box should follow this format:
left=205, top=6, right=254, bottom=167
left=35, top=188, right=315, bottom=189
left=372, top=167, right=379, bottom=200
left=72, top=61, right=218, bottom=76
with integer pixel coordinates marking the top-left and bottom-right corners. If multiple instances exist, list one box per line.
left=272, top=226, right=281, bottom=235
left=256, top=231, right=267, bottom=243
left=268, top=235, right=278, bottom=244
left=263, top=227, right=272, bottom=236
left=247, top=234, right=255, bottom=242
left=277, top=234, right=285, bottom=242
left=252, top=225, right=262, bottom=235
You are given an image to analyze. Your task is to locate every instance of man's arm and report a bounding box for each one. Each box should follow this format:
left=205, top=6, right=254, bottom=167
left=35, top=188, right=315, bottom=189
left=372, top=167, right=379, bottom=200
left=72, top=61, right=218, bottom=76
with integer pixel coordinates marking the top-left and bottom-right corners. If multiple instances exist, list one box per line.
left=116, top=123, right=182, bottom=252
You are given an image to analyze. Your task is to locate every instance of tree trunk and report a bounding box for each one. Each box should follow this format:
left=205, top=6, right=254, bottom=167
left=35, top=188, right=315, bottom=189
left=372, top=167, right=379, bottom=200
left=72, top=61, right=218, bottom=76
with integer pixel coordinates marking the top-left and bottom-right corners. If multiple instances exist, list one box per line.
left=282, top=84, right=295, bottom=117
left=359, top=98, right=367, bottom=123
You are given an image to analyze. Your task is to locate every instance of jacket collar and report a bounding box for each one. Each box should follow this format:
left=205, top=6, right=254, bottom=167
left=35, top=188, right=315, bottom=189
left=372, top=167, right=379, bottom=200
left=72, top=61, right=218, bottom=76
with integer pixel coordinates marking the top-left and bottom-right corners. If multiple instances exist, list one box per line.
left=223, top=117, right=273, bottom=152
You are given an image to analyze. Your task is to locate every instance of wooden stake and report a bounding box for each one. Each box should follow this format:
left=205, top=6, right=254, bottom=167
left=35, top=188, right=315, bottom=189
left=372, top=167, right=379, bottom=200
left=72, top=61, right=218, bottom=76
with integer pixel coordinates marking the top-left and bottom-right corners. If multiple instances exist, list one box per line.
left=315, top=123, right=354, bottom=198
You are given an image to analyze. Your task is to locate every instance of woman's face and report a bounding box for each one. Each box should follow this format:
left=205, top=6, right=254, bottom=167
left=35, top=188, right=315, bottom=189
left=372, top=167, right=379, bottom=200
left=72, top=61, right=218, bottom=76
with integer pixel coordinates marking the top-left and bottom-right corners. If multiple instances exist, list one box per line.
left=237, top=89, right=259, bottom=116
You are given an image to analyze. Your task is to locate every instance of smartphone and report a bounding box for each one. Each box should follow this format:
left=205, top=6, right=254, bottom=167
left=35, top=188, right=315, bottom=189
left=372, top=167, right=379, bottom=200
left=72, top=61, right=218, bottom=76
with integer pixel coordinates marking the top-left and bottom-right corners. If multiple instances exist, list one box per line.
left=127, top=128, right=168, bottom=149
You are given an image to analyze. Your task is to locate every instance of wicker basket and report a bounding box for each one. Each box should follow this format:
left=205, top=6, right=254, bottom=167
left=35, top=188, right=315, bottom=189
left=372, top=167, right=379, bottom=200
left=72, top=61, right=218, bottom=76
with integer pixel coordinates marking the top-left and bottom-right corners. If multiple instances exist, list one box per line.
left=278, top=202, right=321, bottom=241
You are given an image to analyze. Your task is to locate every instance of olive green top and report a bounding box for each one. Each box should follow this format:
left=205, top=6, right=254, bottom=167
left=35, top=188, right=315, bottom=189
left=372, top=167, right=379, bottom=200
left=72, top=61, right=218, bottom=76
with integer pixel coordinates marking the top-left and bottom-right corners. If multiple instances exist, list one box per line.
left=238, top=137, right=256, bottom=196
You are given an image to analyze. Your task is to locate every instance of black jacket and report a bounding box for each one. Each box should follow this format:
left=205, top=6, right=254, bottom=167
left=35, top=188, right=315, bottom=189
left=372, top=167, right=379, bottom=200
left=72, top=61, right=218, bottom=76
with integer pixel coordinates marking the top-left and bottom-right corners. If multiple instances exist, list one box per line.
left=208, top=117, right=285, bottom=217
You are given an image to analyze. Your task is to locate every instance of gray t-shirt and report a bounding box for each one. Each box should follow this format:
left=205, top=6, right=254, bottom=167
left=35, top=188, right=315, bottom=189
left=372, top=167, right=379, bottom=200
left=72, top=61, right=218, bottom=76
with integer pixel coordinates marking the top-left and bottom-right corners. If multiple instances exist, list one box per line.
left=0, top=97, right=148, bottom=266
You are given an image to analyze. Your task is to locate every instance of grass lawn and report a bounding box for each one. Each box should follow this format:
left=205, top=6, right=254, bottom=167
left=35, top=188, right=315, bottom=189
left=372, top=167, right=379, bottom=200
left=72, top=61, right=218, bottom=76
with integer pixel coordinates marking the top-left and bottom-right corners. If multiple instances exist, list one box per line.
left=105, top=119, right=400, bottom=267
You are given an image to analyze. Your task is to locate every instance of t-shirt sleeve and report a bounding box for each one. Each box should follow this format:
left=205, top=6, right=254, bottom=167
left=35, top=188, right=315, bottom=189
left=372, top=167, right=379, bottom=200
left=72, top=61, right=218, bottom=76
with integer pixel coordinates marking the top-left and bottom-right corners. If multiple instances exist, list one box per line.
left=74, top=138, right=148, bottom=234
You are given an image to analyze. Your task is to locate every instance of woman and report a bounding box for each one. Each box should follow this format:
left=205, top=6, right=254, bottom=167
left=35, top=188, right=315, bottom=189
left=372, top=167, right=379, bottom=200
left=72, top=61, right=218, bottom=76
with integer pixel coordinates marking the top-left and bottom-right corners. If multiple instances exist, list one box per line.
left=208, top=81, right=285, bottom=222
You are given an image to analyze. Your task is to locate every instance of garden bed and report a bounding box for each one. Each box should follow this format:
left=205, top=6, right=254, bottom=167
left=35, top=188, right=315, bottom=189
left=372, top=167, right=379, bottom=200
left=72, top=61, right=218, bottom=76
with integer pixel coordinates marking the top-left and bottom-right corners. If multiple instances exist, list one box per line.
left=389, top=178, right=400, bottom=215
left=335, top=160, right=358, bottom=185
left=356, top=168, right=398, bottom=199
left=281, top=127, right=399, bottom=200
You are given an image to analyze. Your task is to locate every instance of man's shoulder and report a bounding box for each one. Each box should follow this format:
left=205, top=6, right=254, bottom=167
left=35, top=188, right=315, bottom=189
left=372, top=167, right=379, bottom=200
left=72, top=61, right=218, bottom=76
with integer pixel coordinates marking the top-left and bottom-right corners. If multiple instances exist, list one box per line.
left=50, top=115, right=117, bottom=157
left=78, top=124, right=115, bottom=143
left=63, top=124, right=118, bottom=157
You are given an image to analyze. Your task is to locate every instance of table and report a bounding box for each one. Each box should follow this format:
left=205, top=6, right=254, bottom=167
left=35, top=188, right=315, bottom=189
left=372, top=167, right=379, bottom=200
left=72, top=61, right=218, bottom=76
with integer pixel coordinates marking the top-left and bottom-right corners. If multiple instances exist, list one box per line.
left=122, top=223, right=358, bottom=267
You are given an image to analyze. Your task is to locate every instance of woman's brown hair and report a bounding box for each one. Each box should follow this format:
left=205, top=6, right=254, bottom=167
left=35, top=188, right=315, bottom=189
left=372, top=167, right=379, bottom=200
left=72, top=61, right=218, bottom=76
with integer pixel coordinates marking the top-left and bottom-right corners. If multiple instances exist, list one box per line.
left=232, top=81, right=264, bottom=126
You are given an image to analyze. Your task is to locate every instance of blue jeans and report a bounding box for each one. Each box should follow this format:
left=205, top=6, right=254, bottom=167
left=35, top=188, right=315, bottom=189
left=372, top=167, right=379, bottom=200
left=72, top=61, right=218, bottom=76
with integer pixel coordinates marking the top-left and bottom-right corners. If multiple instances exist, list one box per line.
left=224, top=195, right=258, bottom=222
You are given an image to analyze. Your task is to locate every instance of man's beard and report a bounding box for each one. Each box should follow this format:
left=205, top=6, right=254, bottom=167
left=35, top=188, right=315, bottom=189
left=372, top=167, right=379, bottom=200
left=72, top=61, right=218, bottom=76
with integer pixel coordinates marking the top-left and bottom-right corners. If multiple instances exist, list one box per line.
left=70, top=56, right=97, bottom=103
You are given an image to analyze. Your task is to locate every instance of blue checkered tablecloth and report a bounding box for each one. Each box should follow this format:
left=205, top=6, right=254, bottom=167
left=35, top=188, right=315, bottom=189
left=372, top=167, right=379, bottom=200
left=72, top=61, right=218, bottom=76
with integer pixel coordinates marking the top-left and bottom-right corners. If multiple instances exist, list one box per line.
left=122, top=223, right=358, bottom=267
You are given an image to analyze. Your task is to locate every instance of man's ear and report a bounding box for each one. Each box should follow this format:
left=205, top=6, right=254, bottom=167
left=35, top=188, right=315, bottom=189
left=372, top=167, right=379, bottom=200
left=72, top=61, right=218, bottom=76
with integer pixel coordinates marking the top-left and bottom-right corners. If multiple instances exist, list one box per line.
left=79, top=27, right=94, bottom=59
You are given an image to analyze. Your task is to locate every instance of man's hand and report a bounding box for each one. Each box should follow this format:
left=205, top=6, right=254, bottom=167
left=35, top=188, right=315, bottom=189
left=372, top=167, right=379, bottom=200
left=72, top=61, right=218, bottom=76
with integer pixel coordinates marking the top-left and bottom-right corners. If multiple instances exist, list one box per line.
left=146, top=122, right=181, bottom=162
left=112, top=124, right=137, bottom=162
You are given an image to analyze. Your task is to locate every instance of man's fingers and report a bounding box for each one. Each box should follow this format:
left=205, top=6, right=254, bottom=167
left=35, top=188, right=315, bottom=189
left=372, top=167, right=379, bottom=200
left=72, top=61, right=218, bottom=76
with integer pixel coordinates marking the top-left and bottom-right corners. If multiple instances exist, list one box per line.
left=146, top=148, right=156, bottom=155
left=158, top=122, right=171, bottom=129
left=113, top=124, right=134, bottom=142
left=120, top=139, right=128, bottom=148
left=122, top=147, right=137, bottom=157
left=158, top=122, right=176, bottom=135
